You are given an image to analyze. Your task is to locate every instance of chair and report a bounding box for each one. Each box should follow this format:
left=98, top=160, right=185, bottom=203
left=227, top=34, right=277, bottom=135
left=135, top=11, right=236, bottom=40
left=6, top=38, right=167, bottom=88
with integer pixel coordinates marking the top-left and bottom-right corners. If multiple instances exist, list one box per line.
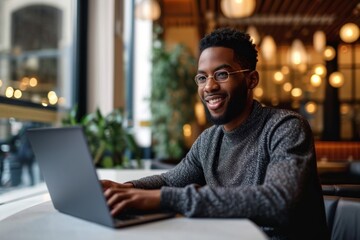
left=323, top=184, right=360, bottom=240
left=322, top=184, right=360, bottom=198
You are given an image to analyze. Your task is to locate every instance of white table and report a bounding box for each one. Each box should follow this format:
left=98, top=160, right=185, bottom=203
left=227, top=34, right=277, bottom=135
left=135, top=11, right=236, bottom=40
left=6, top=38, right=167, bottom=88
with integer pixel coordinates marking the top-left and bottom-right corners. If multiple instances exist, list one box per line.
left=0, top=169, right=165, bottom=221
left=0, top=169, right=268, bottom=240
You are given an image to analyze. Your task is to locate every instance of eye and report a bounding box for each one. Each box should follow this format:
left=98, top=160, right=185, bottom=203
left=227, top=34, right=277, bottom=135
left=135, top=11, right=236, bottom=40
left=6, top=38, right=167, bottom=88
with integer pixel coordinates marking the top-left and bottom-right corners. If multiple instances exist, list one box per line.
left=214, top=70, right=229, bottom=81
left=195, top=74, right=207, bottom=83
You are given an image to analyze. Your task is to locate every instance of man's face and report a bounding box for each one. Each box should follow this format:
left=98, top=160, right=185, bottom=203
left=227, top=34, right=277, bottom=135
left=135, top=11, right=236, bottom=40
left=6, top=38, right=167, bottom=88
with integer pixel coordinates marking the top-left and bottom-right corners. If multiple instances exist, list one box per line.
left=197, top=47, right=250, bottom=126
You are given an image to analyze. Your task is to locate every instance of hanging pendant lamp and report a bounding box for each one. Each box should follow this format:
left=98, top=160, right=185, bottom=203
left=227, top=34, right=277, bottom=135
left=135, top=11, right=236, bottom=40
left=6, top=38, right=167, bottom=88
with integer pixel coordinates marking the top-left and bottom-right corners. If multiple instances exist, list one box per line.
left=221, top=0, right=256, bottom=18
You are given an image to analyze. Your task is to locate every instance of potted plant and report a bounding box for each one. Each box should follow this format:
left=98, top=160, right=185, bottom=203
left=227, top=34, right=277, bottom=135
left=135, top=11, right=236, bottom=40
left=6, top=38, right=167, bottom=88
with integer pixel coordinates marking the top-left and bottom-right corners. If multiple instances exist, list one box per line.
left=62, top=106, right=141, bottom=168
left=150, top=30, right=198, bottom=164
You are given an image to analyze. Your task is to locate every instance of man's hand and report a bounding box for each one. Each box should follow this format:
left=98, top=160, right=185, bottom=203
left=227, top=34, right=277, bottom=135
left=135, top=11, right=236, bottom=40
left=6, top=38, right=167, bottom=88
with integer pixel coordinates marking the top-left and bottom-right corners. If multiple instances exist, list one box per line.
left=100, top=179, right=134, bottom=191
left=104, top=188, right=161, bottom=216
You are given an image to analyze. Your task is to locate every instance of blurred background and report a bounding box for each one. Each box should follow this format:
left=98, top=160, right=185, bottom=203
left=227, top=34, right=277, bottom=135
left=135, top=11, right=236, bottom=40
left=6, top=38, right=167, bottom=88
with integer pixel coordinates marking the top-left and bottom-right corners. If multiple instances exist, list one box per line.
left=0, top=0, right=359, bottom=193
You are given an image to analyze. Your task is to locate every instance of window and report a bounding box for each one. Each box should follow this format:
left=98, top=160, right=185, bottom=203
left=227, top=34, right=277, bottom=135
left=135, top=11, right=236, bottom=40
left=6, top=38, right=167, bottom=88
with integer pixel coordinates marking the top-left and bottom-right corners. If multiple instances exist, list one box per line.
left=0, top=0, right=79, bottom=194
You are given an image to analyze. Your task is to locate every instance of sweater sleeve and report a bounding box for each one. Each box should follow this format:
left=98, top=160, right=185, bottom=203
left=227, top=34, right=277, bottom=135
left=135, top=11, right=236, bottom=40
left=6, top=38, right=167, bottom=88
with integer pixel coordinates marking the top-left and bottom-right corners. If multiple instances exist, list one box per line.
left=130, top=135, right=206, bottom=189
left=160, top=115, right=316, bottom=227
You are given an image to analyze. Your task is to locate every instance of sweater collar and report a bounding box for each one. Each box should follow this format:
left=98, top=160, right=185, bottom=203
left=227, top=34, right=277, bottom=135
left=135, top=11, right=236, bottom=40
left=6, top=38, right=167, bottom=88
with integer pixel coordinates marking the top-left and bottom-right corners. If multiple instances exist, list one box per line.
left=221, top=100, right=263, bottom=137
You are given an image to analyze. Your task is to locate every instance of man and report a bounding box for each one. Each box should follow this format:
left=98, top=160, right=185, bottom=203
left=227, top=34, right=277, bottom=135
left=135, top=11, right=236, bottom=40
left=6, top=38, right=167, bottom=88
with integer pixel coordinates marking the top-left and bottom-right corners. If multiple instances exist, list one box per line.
left=102, top=28, right=329, bottom=239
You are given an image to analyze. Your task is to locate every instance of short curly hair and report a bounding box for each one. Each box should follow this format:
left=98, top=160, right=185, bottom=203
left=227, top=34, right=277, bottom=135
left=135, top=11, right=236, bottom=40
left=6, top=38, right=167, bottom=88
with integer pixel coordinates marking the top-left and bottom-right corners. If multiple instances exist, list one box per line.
left=199, top=28, right=258, bottom=70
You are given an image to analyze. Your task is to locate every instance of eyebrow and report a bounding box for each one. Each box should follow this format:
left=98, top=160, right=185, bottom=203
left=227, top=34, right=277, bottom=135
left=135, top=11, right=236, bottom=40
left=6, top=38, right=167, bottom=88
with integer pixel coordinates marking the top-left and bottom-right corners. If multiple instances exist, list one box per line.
left=197, top=64, right=233, bottom=74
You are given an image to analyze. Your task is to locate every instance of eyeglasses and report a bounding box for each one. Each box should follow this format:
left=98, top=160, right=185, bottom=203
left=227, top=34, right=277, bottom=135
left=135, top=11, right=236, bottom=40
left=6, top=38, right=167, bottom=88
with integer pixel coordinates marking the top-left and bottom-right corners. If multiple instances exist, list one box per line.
left=194, top=69, right=251, bottom=86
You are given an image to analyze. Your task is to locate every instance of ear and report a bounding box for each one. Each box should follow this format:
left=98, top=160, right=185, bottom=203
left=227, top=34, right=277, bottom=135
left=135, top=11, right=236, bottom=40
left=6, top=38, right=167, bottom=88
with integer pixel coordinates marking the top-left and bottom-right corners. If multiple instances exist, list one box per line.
left=247, top=70, right=259, bottom=90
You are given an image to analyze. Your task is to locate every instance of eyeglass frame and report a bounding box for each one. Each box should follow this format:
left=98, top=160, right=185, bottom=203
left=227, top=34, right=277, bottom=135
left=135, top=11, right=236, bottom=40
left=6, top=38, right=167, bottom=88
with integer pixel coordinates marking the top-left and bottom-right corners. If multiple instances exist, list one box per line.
left=194, top=69, right=251, bottom=86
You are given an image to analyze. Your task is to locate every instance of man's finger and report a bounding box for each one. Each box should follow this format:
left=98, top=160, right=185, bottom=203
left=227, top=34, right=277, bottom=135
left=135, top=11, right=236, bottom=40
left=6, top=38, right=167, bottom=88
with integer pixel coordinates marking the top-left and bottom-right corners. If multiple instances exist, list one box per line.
left=111, top=199, right=132, bottom=216
left=106, top=189, right=133, bottom=207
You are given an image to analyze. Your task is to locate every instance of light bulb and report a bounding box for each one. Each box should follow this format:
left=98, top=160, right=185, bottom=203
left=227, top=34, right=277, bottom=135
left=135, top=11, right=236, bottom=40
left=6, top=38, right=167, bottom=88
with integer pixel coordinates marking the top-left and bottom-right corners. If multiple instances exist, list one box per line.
left=324, top=46, right=336, bottom=61
left=329, top=72, right=345, bottom=88
left=310, top=74, right=322, bottom=87
left=340, top=23, right=360, bottom=43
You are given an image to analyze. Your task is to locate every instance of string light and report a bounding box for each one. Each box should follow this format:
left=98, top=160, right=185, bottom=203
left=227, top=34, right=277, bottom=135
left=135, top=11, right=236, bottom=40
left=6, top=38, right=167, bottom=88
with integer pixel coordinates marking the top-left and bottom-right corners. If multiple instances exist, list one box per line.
left=273, top=71, right=284, bottom=84
left=291, top=88, right=303, bottom=98
left=5, top=87, right=14, bottom=98
left=283, top=82, right=292, bottom=92
left=324, top=46, right=336, bottom=61
left=305, top=101, right=317, bottom=114
left=310, top=74, right=322, bottom=87
left=313, top=64, right=327, bottom=77
left=329, top=72, right=345, bottom=88
left=254, top=87, right=264, bottom=98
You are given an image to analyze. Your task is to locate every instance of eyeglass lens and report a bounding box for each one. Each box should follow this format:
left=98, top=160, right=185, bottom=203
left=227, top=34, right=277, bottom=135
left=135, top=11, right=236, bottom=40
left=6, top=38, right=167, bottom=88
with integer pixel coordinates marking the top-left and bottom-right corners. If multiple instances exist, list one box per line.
left=195, top=70, right=229, bottom=85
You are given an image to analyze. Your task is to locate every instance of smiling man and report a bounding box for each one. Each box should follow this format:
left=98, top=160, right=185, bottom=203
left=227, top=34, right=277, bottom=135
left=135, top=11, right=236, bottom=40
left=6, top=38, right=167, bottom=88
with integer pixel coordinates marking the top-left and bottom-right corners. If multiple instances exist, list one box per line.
left=102, top=28, right=329, bottom=240
left=195, top=47, right=255, bottom=131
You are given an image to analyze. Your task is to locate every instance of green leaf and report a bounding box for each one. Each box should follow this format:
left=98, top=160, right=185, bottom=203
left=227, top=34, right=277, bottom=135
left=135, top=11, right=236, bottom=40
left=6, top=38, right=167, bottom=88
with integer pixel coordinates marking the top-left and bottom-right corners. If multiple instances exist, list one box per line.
left=102, top=156, right=114, bottom=168
left=62, top=106, right=140, bottom=168
left=149, top=38, right=197, bottom=160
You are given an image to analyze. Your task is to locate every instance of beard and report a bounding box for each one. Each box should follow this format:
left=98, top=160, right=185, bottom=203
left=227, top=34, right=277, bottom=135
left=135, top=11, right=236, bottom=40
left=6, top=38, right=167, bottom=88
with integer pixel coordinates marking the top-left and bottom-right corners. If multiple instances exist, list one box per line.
left=204, top=81, right=249, bottom=125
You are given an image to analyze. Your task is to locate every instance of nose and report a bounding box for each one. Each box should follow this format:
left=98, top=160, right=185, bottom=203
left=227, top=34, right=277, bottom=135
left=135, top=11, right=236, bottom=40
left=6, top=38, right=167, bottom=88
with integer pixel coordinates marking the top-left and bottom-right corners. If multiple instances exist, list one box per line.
left=203, top=76, right=220, bottom=92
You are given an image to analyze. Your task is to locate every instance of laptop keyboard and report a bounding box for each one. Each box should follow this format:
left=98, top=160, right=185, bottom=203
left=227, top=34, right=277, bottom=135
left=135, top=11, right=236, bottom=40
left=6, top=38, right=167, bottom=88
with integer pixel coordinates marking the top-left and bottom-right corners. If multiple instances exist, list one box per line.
left=115, top=213, right=142, bottom=221
left=114, top=209, right=159, bottom=221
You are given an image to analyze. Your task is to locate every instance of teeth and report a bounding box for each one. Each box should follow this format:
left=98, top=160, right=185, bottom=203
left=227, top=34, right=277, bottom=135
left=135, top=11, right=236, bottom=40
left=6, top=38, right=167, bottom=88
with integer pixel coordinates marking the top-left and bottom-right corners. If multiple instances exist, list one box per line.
left=209, top=98, right=222, bottom=104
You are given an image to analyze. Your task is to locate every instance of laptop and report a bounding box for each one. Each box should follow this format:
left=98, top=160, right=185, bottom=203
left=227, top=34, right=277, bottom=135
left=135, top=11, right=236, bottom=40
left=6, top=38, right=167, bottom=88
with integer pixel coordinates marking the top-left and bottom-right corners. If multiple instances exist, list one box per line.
left=26, top=126, right=175, bottom=228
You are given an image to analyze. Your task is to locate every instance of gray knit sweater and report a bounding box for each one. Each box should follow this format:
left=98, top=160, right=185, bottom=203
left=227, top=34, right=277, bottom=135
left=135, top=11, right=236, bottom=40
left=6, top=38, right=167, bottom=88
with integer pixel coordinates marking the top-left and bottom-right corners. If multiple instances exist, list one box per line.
left=131, top=101, right=329, bottom=239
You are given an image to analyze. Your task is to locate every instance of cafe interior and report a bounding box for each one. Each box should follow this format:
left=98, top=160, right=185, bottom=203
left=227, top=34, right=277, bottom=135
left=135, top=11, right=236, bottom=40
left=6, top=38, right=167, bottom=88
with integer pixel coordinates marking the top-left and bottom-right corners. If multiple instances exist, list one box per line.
left=0, top=0, right=360, bottom=237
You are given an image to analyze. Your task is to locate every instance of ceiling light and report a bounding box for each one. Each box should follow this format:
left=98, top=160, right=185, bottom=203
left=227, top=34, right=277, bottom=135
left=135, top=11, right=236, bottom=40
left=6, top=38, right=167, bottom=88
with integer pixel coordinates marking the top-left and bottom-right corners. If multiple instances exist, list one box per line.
left=340, top=104, right=351, bottom=116
left=313, top=31, right=326, bottom=53
left=323, top=46, right=336, bottom=61
left=305, top=101, right=317, bottom=114
left=290, top=39, right=307, bottom=66
left=221, top=0, right=256, bottom=18
left=273, top=71, right=284, bottom=84
left=310, top=74, right=322, bottom=87
left=254, top=87, right=264, bottom=98
left=135, top=0, right=161, bottom=21
left=5, top=87, right=14, bottom=98
left=313, top=64, right=327, bottom=77
left=246, top=25, right=260, bottom=45
left=261, top=35, right=276, bottom=61
left=291, top=88, right=303, bottom=98
left=281, top=66, right=290, bottom=75
left=48, top=91, right=58, bottom=105
left=283, top=82, right=292, bottom=92
left=329, top=72, right=345, bottom=88
left=29, top=77, right=38, bottom=87
left=195, top=101, right=206, bottom=126
left=14, top=89, right=22, bottom=99
left=183, top=124, right=192, bottom=137
left=339, top=23, right=360, bottom=43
